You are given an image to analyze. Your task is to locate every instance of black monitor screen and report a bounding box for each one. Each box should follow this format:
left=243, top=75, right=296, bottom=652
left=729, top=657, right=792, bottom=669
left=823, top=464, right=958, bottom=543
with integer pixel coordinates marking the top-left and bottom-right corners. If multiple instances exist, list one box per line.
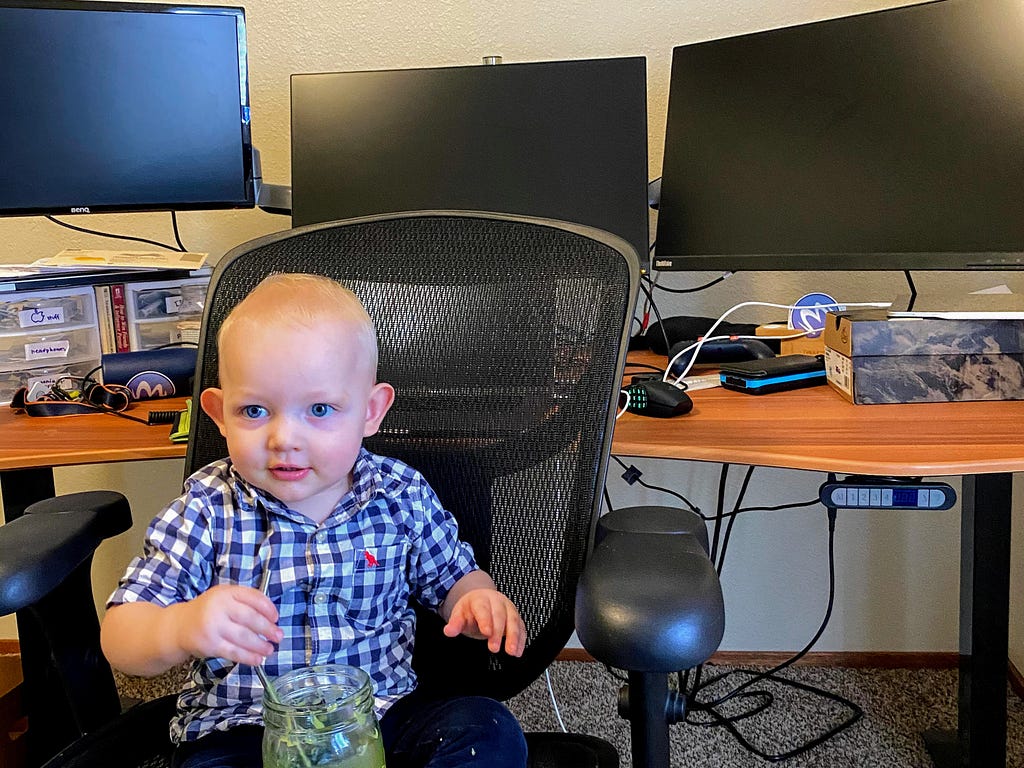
left=0, top=0, right=255, bottom=216
left=654, top=0, right=1024, bottom=271
left=291, top=57, right=650, bottom=270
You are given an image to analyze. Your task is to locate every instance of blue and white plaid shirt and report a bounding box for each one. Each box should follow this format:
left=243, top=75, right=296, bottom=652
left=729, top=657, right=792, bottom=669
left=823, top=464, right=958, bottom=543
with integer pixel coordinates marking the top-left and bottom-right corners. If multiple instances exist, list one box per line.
left=107, top=448, right=478, bottom=743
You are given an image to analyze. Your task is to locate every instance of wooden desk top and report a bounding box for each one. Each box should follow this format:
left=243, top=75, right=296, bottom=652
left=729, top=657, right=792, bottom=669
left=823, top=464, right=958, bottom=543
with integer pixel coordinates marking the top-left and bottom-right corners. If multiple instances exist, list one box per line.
left=2, top=361, right=1023, bottom=478
left=0, top=396, right=189, bottom=471
left=614, top=355, right=1024, bottom=476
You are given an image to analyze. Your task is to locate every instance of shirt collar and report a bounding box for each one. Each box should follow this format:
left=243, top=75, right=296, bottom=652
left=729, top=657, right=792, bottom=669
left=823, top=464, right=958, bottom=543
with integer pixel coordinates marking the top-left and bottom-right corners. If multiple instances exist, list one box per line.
left=226, top=448, right=384, bottom=524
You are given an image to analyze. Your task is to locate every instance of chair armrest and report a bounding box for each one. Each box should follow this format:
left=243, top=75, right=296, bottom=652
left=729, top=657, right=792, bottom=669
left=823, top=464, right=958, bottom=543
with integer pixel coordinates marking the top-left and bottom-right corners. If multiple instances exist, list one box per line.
left=0, top=491, right=131, bottom=615
left=575, top=506, right=725, bottom=672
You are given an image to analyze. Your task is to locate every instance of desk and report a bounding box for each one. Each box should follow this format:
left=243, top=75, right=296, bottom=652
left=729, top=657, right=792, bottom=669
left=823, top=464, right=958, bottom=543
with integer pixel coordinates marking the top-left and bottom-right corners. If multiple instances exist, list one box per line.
left=616, top=357, right=1023, bottom=768
left=2, top=381, right=1023, bottom=766
left=0, top=397, right=188, bottom=519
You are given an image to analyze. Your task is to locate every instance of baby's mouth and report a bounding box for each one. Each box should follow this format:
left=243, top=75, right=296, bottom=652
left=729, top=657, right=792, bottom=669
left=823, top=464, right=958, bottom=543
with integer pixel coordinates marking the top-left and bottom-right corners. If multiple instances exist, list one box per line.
left=269, top=465, right=310, bottom=481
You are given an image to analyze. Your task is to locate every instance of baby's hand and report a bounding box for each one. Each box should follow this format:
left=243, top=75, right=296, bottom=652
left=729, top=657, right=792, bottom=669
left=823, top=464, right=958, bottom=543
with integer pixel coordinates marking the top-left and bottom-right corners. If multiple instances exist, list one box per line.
left=176, top=584, right=283, bottom=665
left=443, top=588, right=526, bottom=657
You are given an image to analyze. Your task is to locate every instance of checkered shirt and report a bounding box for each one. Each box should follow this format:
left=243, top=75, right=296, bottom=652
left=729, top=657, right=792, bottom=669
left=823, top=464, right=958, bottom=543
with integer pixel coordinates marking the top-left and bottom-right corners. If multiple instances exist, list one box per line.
left=107, top=448, right=478, bottom=743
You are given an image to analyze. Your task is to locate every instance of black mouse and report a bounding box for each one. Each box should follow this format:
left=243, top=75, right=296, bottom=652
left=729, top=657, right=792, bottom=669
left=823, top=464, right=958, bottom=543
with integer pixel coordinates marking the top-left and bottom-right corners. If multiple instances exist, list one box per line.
left=623, top=380, right=693, bottom=418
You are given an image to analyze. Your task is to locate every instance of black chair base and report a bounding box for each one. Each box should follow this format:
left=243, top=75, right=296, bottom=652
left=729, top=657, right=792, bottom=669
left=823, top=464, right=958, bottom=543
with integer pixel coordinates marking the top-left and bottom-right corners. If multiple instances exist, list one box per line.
left=526, top=732, right=618, bottom=768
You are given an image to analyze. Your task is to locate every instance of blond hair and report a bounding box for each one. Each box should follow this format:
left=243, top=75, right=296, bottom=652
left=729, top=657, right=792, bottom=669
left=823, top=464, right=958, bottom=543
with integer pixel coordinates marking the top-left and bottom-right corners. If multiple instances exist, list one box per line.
left=217, top=273, right=379, bottom=369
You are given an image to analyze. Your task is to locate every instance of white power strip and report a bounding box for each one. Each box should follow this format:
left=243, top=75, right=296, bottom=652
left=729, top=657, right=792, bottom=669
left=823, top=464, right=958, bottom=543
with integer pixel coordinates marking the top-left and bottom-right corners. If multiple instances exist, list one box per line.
left=682, top=373, right=721, bottom=391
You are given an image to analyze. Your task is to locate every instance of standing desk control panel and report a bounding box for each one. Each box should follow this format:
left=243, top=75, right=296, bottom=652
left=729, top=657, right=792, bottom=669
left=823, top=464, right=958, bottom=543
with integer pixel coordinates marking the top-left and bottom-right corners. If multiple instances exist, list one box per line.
left=818, top=477, right=956, bottom=510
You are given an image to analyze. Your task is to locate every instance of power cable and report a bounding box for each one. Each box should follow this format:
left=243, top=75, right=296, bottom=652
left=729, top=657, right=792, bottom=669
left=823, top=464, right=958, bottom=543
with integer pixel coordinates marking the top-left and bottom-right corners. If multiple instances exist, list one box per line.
left=682, top=473, right=862, bottom=761
left=46, top=212, right=188, bottom=252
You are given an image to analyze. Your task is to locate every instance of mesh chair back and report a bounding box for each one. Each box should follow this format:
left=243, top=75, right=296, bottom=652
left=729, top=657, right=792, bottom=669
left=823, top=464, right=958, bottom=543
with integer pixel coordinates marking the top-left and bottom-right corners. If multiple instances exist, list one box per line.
left=185, top=211, right=638, bottom=700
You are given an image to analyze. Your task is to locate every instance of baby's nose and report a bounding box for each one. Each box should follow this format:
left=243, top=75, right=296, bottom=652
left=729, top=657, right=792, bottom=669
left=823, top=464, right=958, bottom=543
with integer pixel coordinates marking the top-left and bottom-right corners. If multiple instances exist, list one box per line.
left=267, top=415, right=301, bottom=450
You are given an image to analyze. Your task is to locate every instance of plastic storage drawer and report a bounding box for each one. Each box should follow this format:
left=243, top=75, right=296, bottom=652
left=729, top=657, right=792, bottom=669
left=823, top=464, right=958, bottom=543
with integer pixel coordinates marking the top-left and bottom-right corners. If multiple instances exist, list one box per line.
left=0, top=286, right=101, bottom=404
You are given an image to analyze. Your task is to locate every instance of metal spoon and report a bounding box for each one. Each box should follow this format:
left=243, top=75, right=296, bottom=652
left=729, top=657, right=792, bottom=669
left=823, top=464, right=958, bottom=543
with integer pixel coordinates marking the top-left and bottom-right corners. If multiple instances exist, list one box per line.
left=256, top=549, right=280, bottom=704
left=256, top=550, right=315, bottom=768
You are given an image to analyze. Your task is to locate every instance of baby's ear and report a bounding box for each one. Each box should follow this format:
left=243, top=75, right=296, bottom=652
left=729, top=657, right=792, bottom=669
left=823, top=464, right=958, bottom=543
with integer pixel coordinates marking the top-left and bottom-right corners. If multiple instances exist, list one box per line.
left=363, top=382, right=396, bottom=438
left=199, top=387, right=228, bottom=437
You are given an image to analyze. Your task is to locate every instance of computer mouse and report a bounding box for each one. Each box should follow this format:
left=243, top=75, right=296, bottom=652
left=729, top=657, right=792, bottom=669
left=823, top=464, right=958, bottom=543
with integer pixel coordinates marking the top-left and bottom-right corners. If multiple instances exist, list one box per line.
left=623, top=380, right=693, bottom=418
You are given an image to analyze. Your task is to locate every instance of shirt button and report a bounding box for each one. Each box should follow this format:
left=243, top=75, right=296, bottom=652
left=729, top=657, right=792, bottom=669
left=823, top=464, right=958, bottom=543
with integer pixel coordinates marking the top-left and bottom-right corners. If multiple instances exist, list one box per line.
left=315, top=531, right=327, bottom=543
left=313, top=593, right=327, bottom=605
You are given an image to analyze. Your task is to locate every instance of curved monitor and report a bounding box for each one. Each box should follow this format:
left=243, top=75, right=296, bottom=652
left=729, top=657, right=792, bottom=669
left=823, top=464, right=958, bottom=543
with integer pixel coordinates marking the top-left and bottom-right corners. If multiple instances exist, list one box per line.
left=654, top=0, right=1024, bottom=271
left=0, top=0, right=255, bottom=217
left=291, top=57, right=650, bottom=271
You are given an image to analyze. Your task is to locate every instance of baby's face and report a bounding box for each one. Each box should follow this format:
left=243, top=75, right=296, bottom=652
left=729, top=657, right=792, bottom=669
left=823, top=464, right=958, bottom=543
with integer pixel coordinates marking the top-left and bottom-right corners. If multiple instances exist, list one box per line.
left=200, top=316, right=393, bottom=523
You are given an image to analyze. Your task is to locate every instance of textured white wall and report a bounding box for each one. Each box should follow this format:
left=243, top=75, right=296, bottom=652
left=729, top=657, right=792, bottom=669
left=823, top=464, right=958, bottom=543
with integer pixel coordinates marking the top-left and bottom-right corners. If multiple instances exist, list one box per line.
left=4, top=0, right=1023, bottom=671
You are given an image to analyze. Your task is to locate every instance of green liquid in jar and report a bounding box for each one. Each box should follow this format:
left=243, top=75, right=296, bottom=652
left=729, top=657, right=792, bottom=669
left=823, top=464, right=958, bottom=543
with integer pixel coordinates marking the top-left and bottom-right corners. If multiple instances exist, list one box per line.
left=262, top=666, right=386, bottom=768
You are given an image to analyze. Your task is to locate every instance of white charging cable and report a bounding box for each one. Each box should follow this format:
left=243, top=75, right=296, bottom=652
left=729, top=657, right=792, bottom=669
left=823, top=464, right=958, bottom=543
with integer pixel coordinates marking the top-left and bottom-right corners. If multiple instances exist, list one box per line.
left=544, top=668, right=569, bottom=733
left=664, top=300, right=891, bottom=384
left=616, top=388, right=630, bottom=420
left=666, top=330, right=810, bottom=385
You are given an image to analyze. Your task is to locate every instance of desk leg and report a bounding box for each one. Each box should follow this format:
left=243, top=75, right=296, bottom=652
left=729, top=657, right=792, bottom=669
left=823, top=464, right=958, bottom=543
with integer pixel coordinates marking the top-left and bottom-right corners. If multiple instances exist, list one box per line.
left=924, top=472, right=1011, bottom=768
left=1, top=467, right=56, bottom=522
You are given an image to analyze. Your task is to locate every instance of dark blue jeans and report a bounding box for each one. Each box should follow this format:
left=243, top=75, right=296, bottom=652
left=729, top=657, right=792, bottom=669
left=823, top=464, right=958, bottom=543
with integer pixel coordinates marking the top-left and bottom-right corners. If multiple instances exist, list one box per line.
left=171, top=691, right=527, bottom=768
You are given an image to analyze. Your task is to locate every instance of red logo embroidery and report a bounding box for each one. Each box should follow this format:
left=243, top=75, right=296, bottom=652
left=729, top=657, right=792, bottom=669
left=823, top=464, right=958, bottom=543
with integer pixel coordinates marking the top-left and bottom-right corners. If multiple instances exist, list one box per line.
left=363, top=550, right=379, bottom=567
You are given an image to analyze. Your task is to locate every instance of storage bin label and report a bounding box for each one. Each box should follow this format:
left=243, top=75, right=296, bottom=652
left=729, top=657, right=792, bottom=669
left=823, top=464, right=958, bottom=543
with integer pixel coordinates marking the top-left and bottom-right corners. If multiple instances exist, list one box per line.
left=25, top=339, right=70, bottom=361
left=18, top=307, right=65, bottom=328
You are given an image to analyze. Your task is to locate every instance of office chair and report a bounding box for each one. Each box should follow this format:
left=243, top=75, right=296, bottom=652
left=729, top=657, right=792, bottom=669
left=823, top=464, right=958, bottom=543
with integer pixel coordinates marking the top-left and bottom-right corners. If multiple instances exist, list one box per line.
left=184, top=211, right=635, bottom=766
left=0, top=210, right=718, bottom=768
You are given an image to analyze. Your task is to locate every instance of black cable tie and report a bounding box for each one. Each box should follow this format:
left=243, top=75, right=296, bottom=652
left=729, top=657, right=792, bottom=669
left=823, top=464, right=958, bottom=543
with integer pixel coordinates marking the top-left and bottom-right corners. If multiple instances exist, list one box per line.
left=621, top=465, right=642, bottom=485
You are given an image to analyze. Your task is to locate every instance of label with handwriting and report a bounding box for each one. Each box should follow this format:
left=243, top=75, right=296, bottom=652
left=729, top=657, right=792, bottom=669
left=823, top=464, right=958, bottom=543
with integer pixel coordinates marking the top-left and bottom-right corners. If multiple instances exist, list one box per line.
left=19, top=306, right=65, bottom=328
left=25, top=339, right=71, bottom=361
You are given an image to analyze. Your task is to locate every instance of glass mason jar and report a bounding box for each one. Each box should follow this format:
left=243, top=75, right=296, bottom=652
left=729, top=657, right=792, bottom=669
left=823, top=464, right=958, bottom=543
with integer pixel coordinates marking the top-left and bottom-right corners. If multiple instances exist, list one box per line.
left=262, top=665, right=386, bottom=768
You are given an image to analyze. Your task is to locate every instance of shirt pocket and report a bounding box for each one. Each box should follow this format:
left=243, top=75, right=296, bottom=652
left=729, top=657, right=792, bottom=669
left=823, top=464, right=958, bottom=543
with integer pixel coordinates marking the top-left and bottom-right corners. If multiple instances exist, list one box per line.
left=336, top=542, right=409, bottom=629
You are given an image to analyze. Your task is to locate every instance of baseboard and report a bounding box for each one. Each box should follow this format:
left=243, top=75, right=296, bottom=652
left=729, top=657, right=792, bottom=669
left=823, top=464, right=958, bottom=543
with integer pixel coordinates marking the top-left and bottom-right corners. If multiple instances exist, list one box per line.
left=1010, top=659, right=1024, bottom=700
left=0, top=640, right=19, bottom=655
left=2, top=639, right=1020, bottom=699
left=707, top=650, right=961, bottom=669
left=557, top=647, right=959, bottom=667
left=557, top=648, right=1024, bottom=699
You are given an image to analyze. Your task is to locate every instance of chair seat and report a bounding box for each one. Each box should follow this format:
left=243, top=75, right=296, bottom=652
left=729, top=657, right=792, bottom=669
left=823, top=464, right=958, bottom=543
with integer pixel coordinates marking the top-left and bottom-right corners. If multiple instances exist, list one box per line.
left=525, top=732, right=618, bottom=768
left=44, top=695, right=176, bottom=768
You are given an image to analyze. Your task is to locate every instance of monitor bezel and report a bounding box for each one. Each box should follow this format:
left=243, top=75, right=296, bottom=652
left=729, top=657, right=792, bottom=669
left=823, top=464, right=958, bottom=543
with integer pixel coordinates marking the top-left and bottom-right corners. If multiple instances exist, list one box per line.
left=0, top=0, right=256, bottom=217
left=289, top=56, right=651, bottom=272
left=653, top=0, right=1024, bottom=272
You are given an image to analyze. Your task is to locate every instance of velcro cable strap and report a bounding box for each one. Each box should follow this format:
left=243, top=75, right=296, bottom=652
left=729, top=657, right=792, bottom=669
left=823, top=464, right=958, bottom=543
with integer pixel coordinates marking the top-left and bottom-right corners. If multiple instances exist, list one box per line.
left=10, top=380, right=132, bottom=418
left=10, top=387, right=98, bottom=416
left=83, top=381, right=131, bottom=411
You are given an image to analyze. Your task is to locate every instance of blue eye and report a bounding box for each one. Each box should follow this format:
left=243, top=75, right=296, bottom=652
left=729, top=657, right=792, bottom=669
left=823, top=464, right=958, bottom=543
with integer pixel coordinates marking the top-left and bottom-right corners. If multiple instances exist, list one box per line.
left=310, top=403, right=334, bottom=418
left=242, top=405, right=267, bottom=419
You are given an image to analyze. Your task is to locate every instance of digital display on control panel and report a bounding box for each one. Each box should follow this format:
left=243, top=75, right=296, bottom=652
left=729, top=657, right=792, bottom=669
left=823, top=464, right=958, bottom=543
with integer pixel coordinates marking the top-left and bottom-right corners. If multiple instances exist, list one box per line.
left=892, top=488, right=920, bottom=507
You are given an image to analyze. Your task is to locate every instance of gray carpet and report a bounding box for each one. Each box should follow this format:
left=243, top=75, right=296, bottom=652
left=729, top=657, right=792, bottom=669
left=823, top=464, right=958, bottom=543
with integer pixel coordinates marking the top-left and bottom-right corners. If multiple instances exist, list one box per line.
left=505, top=662, right=1024, bottom=767
left=117, top=661, right=1024, bottom=767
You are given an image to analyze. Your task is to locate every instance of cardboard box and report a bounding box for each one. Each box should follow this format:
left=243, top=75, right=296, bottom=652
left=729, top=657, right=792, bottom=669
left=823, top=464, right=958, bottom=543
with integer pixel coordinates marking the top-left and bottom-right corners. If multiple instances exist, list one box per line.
left=756, top=323, right=826, bottom=356
left=823, top=310, right=1024, bottom=404
left=0, top=654, right=26, bottom=768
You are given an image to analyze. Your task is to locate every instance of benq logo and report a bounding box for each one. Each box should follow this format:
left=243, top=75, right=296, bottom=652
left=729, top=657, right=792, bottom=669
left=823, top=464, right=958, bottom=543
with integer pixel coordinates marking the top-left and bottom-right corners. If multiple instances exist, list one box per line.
left=70, top=207, right=91, bottom=213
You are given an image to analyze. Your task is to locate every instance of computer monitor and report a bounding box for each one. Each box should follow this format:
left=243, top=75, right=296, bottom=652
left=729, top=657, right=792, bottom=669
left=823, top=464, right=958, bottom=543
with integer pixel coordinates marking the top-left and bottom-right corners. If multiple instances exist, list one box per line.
left=290, top=57, right=650, bottom=270
left=0, top=0, right=255, bottom=217
left=654, top=0, right=1024, bottom=272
